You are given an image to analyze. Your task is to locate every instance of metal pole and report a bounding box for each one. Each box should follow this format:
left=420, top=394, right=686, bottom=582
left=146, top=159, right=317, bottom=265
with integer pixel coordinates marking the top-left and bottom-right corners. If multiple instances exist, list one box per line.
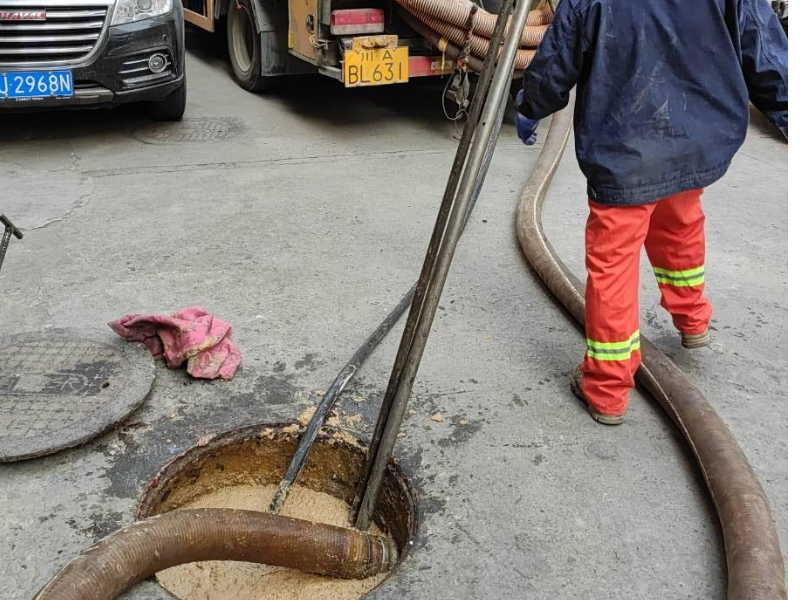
left=269, top=1, right=517, bottom=516
left=354, top=0, right=534, bottom=531
left=271, top=97, right=509, bottom=515
left=351, top=0, right=515, bottom=525
left=0, top=215, right=23, bottom=274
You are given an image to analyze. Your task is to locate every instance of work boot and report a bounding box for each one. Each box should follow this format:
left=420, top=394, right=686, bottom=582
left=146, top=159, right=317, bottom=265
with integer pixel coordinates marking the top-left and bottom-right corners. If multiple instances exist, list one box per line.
left=569, top=367, right=625, bottom=426
left=681, top=329, right=710, bottom=349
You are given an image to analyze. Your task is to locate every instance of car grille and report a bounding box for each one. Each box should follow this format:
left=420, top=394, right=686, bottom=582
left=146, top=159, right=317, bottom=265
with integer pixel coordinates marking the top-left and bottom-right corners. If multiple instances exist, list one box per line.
left=0, top=0, right=113, bottom=67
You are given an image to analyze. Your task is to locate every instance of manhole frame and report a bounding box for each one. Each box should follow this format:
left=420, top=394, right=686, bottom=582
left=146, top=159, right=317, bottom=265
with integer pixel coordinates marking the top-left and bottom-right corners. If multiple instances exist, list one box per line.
left=137, top=422, right=420, bottom=574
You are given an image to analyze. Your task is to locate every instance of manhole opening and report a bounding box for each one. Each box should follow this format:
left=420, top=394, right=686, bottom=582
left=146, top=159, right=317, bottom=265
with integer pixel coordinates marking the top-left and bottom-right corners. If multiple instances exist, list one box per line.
left=138, top=422, right=418, bottom=600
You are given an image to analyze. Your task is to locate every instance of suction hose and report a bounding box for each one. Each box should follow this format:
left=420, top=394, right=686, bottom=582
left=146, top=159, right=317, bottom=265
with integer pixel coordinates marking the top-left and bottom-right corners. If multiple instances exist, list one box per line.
left=397, top=7, right=488, bottom=72
left=34, top=509, right=396, bottom=600
left=515, top=96, right=786, bottom=600
left=396, top=0, right=552, bottom=40
left=408, top=11, right=537, bottom=70
left=394, top=0, right=547, bottom=70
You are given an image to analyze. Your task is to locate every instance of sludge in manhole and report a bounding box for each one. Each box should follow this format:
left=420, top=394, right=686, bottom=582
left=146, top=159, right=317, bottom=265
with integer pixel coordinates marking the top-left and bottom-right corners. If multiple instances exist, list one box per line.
left=0, top=329, right=155, bottom=462
left=138, top=423, right=417, bottom=600
left=133, top=117, right=244, bottom=144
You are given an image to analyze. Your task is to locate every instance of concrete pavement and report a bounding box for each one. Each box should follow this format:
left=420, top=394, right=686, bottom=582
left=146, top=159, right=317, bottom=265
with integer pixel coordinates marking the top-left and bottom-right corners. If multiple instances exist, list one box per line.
left=0, top=29, right=787, bottom=600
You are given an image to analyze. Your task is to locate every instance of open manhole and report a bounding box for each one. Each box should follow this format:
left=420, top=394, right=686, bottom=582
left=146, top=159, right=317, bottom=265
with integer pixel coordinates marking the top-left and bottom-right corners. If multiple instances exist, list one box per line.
left=133, top=117, right=244, bottom=144
left=138, top=423, right=417, bottom=600
left=0, top=329, right=154, bottom=462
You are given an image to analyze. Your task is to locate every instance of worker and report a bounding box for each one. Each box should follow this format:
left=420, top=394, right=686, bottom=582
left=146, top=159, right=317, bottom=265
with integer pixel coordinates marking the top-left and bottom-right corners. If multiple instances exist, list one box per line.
left=515, top=0, right=788, bottom=425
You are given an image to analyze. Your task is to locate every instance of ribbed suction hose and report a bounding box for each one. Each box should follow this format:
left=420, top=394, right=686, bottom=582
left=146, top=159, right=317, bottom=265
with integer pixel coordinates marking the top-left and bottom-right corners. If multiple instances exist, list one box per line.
left=397, top=0, right=552, bottom=37
left=400, top=3, right=549, bottom=49
left=394, top=0, right=549, bottom=70
left=409, top=11, right=537, bottom=69
left=34, top=509, right=397, bottom=600
left=515, top=96, right=787, bottom=600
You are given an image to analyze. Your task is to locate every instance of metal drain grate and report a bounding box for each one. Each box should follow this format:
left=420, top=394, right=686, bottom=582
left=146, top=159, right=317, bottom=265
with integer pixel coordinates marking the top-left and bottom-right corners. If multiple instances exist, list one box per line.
left=0, top=330, right=154, bottom=462
left=133, top=117, right=245, bottom=144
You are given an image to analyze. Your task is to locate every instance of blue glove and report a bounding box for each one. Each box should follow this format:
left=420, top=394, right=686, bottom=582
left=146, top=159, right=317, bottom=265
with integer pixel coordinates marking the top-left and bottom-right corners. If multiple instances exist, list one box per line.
left=514, top=89, right=539, bottom=146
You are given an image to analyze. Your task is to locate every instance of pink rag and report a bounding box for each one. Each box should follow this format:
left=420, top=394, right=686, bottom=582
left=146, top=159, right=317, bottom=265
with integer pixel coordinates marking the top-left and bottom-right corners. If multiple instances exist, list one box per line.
left=108, top=306, right=241, bottom=380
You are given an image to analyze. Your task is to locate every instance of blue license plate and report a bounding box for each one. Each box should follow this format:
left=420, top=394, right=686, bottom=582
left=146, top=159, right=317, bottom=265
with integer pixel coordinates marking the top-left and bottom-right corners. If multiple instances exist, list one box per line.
left=0, top=70, right=73, bottom=100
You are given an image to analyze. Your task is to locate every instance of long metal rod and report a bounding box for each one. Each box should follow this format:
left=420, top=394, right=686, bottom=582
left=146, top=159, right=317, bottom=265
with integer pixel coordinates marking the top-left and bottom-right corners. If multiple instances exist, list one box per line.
left=360, top=0, right=515, bottom=477
left=269, top=0, right=514, bottom=514
left=354, top=0, right=534, bottom=531
left=269, top=107, right=506, bottom=514
left=347, top=0, right=515, bottom=525
left=351, top=0, right=514, bottom=527
left=270, top=96, right=508, bottom=515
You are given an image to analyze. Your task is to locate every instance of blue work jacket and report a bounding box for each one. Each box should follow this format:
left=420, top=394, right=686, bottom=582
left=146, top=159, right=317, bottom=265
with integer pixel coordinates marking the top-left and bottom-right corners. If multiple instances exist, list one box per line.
left=517, top=0, right=788, bottom=205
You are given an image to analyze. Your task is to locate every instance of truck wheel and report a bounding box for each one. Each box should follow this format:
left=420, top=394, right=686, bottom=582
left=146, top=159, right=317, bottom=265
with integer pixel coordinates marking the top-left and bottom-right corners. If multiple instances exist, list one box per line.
left=227, top=0, right=275, bottom=91
left=149, top=78, right=187, bottom=121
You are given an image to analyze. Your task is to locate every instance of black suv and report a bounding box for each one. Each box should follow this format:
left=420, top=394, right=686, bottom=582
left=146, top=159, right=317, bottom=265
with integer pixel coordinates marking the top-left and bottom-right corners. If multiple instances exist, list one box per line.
left=0, top=0, right=185, bottom=120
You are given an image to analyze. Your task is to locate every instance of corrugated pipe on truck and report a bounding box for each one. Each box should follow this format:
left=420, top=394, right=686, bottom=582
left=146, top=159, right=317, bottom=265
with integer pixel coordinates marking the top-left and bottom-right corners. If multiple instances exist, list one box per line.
left=396, top=6, right=488, bottom=72
left=396, top=5, right=537, bottom=71
left=397, top=0, right=550, bottom=49
left=397, top=0, right=553, bottom=36
left=515, top=95, right=787, bottom=600
left=33, top=509, right=396, bottom=600
left=409, top=10, right=537, bottom=69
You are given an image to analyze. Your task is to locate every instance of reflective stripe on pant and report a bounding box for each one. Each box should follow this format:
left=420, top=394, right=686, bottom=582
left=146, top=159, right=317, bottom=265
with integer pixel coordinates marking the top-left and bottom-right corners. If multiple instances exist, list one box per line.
left=581, top=189, right=712, bottom=415
left=645, top=189, right=713, bottom=335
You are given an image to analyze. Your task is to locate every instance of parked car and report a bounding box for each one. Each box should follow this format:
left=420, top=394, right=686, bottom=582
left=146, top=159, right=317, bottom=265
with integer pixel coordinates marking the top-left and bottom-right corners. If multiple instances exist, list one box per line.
left=0, top=0, right=186, bottom=120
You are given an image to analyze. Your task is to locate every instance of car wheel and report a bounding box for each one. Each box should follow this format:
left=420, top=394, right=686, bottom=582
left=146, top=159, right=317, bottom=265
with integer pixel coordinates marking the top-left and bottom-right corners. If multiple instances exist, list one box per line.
left=148, top=78, right=187, bottom=121
left=227, top=0, right=278, bottom=91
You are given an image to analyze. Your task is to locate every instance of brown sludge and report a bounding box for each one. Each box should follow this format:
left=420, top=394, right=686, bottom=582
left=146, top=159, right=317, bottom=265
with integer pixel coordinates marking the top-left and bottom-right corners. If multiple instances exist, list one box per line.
left=157, top=484, right=388, bottom=600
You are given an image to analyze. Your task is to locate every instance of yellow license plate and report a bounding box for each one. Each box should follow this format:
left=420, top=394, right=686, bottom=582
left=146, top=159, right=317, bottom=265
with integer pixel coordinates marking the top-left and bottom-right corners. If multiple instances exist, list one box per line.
left=343, top=46, right=409, bottom=88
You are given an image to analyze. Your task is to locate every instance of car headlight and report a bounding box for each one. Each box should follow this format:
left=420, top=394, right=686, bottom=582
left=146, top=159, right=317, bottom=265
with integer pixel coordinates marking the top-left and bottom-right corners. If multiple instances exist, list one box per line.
left=111, top=0, right=172, bottom=25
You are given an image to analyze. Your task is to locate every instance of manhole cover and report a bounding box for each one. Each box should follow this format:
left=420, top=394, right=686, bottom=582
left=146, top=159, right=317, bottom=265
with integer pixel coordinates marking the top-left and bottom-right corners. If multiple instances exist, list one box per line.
left=0, top=329, right=155, bottom=462
left=133, top=117, right=244, bottom=144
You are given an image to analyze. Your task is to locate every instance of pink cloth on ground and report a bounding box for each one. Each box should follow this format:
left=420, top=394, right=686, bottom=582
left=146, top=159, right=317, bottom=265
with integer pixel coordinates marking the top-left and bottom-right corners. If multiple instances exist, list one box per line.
left=108, top=306, right=241, bottom=380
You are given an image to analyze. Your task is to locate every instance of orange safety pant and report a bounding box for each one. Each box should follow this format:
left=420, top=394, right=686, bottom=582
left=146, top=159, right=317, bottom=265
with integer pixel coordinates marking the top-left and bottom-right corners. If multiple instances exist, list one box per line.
left=581, top=188, right=713, bottom=415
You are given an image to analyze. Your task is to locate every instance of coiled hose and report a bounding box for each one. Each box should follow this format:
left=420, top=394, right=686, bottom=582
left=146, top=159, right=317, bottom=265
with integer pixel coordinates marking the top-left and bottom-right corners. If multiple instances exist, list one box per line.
left=401, top=5, right=548, bottom=50
left=33, top=509, right=396, bottom=600
left=394, top=0, right=550, bottom=70
left=515, top=96, right=787, bottom=600
left=397, top=0, right=552, bottom=37
left=408, top=11, right=538, bottom=69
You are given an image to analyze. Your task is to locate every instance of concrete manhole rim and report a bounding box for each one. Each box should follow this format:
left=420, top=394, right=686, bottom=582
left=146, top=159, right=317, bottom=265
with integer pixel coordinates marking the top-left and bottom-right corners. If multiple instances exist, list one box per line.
left=0, top=328, right=155, bottom=462
left=137, top=421, right=421, bottom=592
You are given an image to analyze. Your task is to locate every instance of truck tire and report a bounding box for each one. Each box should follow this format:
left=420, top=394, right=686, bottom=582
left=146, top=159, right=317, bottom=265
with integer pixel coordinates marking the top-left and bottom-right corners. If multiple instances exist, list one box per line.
left=227, top=0, right=277, bottom=91
left=148, top=78, right=187, bottom=121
